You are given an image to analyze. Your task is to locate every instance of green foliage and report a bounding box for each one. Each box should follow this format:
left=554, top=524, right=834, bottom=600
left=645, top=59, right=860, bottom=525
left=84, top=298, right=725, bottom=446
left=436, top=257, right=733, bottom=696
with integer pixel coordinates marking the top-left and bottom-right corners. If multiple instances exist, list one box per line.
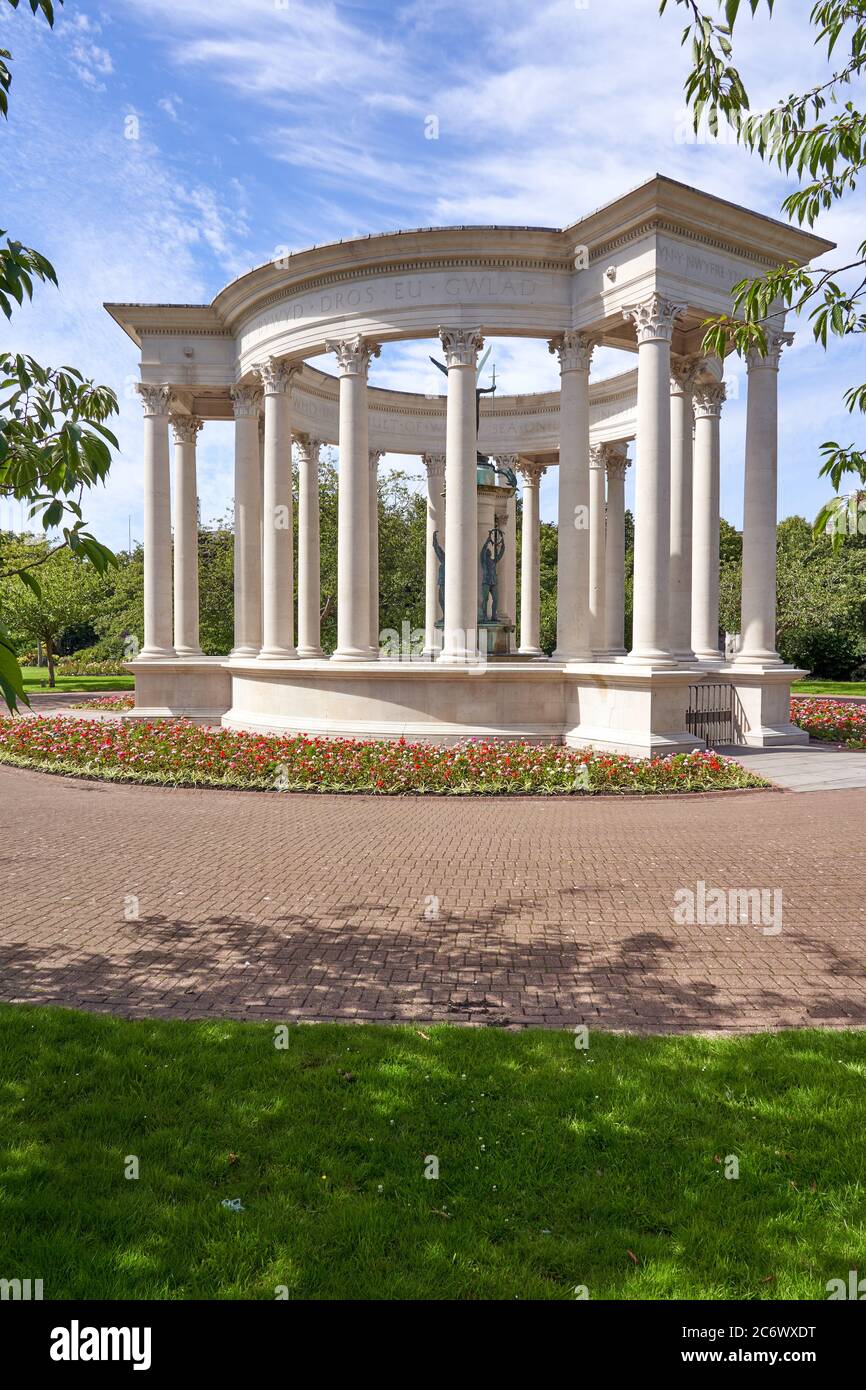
left=661, top=0, right=866, bottom=520
left=718, top=513, right=866, bottom=676
left=538, top=519, right=558, bottom=653
left=0, top=0, right=118, bottom=709
left=0, top=1, right=59, bottom=120
left=0, top=354, right=119, bottom=571
left=0, top=536, right=103, bottom=685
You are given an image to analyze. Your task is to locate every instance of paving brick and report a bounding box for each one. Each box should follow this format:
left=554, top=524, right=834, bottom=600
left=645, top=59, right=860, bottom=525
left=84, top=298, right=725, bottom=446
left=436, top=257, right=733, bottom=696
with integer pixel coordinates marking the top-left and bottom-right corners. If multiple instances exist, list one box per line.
left=0, top=765, right=864, bottom=1032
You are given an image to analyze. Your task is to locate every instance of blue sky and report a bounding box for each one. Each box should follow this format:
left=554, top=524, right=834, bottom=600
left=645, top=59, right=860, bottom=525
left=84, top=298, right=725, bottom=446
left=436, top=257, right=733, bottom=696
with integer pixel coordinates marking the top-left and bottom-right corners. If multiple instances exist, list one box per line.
left=0, top=0, right=861, bottom=551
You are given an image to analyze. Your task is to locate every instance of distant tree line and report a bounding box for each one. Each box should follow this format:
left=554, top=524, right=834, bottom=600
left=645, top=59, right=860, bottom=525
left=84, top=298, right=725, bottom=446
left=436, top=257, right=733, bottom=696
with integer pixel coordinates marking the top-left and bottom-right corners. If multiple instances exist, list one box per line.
left=2, top=456, right=863, bottom=683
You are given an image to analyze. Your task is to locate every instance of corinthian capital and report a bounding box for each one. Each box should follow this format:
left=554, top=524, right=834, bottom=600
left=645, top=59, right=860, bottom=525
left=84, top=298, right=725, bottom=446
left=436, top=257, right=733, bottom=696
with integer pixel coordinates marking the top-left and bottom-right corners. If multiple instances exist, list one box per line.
left=438, top=327, right=484, bottom=368
left=517, top=461, right=547, bottom=486
left=230, top=386, right=261, bottom=417
left=369, top=449, right=384, bottom=471
left=136, top=383, right=173, bottom=418
left=170, top=414, right=203, bottom=445
left=295, top=433, right=322, bottom=467
left=422, top=452, right=446, bottom=477
left=692, top=382, right=727, bottom=419
left=670, top=354, right=706, bottom=395
left=590, top=441, right=630, bottom=473
left=603, top=443, right=630, bottom=482
left=746, top=329, right=794, bottom=372
left=622, top=294, right=686, bottom=344
left=325, top=335, right=381, bottom=376
left=257, top=357, right=296, bottom=396
left=230, top=384, right=262, bottom=418
left=548, top=331, right=594, bottom=373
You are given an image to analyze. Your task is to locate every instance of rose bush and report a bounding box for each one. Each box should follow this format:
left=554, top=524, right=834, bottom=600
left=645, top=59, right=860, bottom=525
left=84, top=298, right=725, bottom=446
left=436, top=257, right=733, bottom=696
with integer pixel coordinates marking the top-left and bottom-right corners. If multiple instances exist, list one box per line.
left=0, top=716, right=767, bottom=794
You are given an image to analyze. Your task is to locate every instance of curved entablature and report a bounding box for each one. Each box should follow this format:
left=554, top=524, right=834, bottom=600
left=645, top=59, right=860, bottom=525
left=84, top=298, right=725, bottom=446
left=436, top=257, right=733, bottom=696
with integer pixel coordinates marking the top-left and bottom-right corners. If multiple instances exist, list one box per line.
left=169, top=362, right=640, bottom=458
left=107, top=175, right=833, bottom=386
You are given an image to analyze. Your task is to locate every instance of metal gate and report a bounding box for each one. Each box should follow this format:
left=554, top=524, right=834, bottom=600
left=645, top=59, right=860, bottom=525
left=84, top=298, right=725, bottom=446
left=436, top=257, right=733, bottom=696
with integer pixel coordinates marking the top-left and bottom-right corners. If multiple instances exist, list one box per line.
left=686, top=682, right=743, bottom=746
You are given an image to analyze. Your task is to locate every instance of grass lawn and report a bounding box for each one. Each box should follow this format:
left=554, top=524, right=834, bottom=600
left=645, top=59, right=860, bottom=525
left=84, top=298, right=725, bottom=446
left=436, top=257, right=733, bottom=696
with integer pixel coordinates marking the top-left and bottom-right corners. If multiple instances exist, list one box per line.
left=791, top=680, right=866, bottom=695
left=21, top=668, right=135, bottom=693
left=0, top=1005, right=863, bottom=1300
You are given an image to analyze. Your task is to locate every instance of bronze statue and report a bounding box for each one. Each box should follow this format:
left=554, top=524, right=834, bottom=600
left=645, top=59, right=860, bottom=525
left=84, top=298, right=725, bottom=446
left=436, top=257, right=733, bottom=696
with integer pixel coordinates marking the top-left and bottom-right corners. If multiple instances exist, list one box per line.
left=432, top=530, right=445, bottom=617
left=479, top=526, right=505, bottom=622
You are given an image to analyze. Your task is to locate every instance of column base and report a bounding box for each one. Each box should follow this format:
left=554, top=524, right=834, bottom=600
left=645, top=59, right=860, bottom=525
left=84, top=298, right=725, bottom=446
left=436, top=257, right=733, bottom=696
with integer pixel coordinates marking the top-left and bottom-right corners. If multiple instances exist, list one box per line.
left=138, top=646, right=177, bottom=661
left=174, top=645, right=204, bottom=659
left=624, top=644, right=678, bottom=666
left=693, top=649, right=723, bottom=663
left=552, top=647, right=593, bottom=663
left=331, top=647, right=374, bottom=662
left=257, top=647, right=298, bottom=662
left=229, top=646, right=262, bottom=661
left=519, top=646, right=546, bottom=658
left=732, top=651, right=785, bottom=668
left=297, top=647, right=324, bottom=661
left=743, top=725, right=810, bottom=748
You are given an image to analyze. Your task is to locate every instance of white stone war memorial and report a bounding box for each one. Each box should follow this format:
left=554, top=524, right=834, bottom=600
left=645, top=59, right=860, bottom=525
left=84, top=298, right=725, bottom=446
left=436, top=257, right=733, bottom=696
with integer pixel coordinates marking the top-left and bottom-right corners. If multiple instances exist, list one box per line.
left=107, top=176, right=832, bottom=755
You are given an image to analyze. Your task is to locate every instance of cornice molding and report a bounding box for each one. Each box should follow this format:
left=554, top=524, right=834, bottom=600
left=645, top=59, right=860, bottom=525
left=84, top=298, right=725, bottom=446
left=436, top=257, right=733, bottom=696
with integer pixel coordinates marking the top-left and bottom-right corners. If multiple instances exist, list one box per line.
left=589, top=217, right=786, bottom=273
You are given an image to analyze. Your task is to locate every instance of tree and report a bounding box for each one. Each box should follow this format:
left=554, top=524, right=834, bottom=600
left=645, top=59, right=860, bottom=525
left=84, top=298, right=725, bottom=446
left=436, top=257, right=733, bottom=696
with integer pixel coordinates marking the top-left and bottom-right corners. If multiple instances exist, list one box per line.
left=1, top=0, right=119, bottom=710
left=661, top=0, right=866, bottom=536
left=718, top=513, right=866, bottom=674
left=1, top=537, right=102, bottom=685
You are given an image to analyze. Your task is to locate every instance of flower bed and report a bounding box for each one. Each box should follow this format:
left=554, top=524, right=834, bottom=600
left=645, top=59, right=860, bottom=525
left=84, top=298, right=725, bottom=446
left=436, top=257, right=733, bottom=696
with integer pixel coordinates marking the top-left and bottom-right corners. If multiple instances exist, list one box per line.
left=0, top=716, right=767, bottom=795
left=69, top=695, right=135, bottom=711
left=791, top=697, right=866, bottom=749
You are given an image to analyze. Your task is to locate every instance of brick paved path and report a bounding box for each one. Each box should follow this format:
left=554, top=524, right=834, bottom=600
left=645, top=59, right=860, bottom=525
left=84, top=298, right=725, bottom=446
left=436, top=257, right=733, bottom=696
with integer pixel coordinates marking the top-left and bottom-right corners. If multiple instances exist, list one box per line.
left=2, top=765, right=864, bottom=1032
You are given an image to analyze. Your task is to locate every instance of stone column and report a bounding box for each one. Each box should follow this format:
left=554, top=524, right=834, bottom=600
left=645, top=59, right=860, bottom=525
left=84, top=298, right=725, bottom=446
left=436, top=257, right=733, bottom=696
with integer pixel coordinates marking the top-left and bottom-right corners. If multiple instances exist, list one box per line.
left=257, top=358, right=296, bottom=660
left=603, top=446, right=631, bottom=656
left=296, top=435, right=323, bottom=658
left=588, top=444, right=607, bottom=657
left=422, top=453, right=446, bottom=657
left=549, top=331, right=594, bottom=661
left=326, top=335, right=380, bottom=660
left=438, top=327, right=483, bottom=663
left=369, top=449, right=383, bottom=655
left=691, top=381, right=726, bottom=661
left=169, top=412, right=202, bottom=658
left=734, top=331, right=793, bottom=666
left=517, top=462, right=546, bottom=655
left=493, top=454, right=518, bottom=628
left=230, top=384, right=263, bottom=658
left=137, top=385, right=175, bottom=659
left=622, top=294, right=685, bottom=663
left=669, top=355, right=703, bottom=662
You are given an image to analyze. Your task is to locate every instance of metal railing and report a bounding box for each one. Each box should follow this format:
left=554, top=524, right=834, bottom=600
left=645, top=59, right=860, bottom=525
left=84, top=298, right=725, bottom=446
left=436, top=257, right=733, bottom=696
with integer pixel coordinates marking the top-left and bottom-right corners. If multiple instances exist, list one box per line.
left=686, top=682, right=745, bottom=746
